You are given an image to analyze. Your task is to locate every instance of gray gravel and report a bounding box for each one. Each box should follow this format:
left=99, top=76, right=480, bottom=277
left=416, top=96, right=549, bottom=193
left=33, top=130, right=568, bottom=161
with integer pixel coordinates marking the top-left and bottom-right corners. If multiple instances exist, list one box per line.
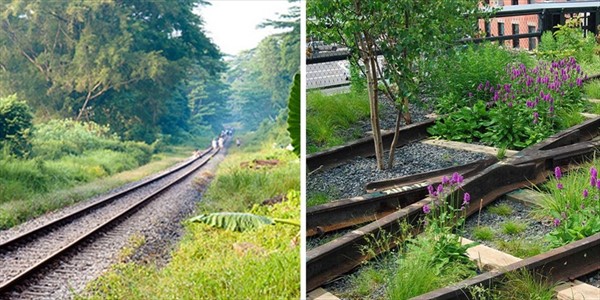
left=307, top=142, right=489, bottom=201
left=580, top=271, right=600, bottom=288
left=1, top=149, right=226, bottom=299
left=463, top=198, right=553, bottom=253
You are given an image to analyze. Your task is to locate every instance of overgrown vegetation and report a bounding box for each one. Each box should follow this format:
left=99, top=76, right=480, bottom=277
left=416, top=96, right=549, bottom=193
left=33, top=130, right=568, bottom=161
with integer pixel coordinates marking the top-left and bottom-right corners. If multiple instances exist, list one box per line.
left=306, top=90, right=371, bottom=153
left=81, top=137, right=300, bottom=299
left=535, top=163, right=600, bottom=248
left=469, top=269, right=557, bottom=300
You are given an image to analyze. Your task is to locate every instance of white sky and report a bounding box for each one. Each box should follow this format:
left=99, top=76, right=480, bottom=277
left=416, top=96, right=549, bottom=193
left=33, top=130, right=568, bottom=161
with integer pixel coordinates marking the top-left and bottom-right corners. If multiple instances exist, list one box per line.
left=195, top=0, right=294, bottom=56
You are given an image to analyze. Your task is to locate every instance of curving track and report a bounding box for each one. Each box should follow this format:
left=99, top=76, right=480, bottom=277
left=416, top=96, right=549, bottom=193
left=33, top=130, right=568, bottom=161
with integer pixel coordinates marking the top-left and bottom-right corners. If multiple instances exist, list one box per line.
left=0, top=146, right=220, bottom=297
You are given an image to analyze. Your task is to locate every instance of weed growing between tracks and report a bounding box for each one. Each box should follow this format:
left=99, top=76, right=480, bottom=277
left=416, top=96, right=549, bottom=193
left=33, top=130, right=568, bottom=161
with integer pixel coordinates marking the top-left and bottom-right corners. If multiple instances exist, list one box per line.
left=80, top=146, right=300, bottom=299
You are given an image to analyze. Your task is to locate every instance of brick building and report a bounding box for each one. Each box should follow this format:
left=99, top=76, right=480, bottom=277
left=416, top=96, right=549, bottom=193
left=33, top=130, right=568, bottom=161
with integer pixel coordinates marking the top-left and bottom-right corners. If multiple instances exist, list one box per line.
left=478, top=0, right=580, bottom=50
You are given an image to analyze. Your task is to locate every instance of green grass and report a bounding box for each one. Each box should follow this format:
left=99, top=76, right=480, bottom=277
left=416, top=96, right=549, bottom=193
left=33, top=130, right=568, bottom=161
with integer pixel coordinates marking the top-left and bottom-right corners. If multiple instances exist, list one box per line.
left=487, top=203, right=513, bottom=216
left=497, top=239, right=545, bottom=258
left=79, top=145, right=300, bottom=299
left=307, top=192, right=331, bottom=207
left=473, top=226, right=495, bottom=241
left=584, top=80, right=600, bottom=99
left=0, top=148, right=191, bottom=229
left=501, top=221, right=527, bottom=235
left=200, top=149, right=300, bottom=212
left=306, top=90, right=371, bottom=153
left=469, top=269, right=557, bottom=300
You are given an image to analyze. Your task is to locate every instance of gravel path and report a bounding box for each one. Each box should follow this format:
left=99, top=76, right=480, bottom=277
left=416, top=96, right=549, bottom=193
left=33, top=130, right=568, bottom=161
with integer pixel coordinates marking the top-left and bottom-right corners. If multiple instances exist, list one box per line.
left=307, top=142, right=490, bottom=201
left=1, top=149, right=226, bottom=299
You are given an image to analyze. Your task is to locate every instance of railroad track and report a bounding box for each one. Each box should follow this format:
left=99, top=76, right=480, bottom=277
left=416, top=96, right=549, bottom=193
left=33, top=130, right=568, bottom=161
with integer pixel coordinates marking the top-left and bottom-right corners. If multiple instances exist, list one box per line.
left=307, top=114, right=600, bottom=296
left=0, top=146, right=220, bottom=296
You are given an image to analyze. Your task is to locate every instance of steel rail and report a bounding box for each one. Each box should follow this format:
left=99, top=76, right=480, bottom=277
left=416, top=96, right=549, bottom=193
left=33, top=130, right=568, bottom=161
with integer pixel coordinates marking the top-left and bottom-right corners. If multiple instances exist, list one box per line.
left=412, top=233, right=600, bottom=300
left=307, top=119, right=434, bottom=171
left=307, top=157, right=497, bottom=237
left=0, top=147, right=212, bottom=249
left=0, top=148, right=219, bottom=294
left=307, top=116, right=600, bottom=291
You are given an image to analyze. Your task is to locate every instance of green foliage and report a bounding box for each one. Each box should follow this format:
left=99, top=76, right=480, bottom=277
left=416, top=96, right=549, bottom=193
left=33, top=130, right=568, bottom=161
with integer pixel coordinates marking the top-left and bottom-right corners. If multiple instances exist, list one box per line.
left=584, top=80, right=600, bottom=99
left=189, top=212, right=299, bottom=232
left=501, top=221, right=527, bottom=235
left=425, top=43, right=534, bottom=113
left=0, top=0, right=224, bottom=143
left=306, top=90, right=371, bottom=153
left=430, top=57, right=587, bottom=150
left=0, top=94, right=33, bottom=157
left=488, top=203, right=513, bottom=216
left=468, top=269, right=557, bottom=300
left=535, top=162, right=600, bottom=248
left=537, top=17, right=599, bottom=64
left=287, top=73, right=301, bottom=156
left=473, top=226, right=495, bottom=241
left=307, top=192, right=330, bottom=207
left=428, top=100, right=488, bottom=143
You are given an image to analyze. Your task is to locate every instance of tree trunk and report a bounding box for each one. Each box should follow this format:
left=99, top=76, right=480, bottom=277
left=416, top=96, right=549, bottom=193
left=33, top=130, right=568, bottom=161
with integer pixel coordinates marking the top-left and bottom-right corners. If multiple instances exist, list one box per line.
left=387, top=108, right=402, bottom=169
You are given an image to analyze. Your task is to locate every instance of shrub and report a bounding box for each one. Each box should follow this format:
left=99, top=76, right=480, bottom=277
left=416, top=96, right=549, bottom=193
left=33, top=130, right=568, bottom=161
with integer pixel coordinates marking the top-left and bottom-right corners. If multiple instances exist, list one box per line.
left=0, top=94, right=33, bottom=157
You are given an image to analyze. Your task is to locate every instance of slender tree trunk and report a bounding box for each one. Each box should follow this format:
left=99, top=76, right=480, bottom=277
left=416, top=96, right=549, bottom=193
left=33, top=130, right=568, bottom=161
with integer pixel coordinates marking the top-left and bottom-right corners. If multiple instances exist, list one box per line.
left=387, top=108, right=402, bottom=169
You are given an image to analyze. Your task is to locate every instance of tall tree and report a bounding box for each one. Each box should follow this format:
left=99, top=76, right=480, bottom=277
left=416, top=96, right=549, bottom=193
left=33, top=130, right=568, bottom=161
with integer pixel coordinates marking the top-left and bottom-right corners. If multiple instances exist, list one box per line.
left=308, top=0, right=480, bottom=170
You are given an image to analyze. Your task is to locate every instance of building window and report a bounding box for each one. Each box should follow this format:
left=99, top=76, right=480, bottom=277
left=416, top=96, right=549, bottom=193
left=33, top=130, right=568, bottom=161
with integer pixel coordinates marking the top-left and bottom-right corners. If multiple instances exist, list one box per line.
left=527, top=0, right=533, bottom=3
left=498, top=22, right=505, bottom=45
left=485, top=21, right=491, bottom=37
left=512, top=0, right=518, bottom=5
left=512, top=24, right=520, bottom=48
left=528, top=25, right=536, bottom=50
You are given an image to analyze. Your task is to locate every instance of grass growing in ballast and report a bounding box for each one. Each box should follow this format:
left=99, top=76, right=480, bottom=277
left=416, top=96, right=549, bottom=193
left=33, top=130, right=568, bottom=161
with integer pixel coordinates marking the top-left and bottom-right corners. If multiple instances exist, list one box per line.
left=307, top=90, right=371, bottom=153
left=80, top=146, right=300, bottom=299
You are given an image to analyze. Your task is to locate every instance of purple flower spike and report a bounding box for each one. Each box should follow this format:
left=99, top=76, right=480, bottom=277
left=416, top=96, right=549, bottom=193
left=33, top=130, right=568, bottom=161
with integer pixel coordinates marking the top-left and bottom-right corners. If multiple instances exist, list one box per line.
left=557, top=183, right=563, bottom=190
left=596, top=179, right=600, bottom=190
left=423, top=204, right=431, bottom=214
left=591, top=177, right=597, bottom=188
left=427, top=184, right=435, bottom=196
left=441, top=176, right=450, bottom=185
left=583, top=189, right=589, bottom=198
left=553, top=218, right=561, bottom=227
left=591, top=167, right=597, bottom=178
left=437, top=184, right=444, bottom=195
left=451, top=172, right=464, bottom=185
left=554, top=166, right=562, bottom=180
left=463, top=192, right=471, bottom=205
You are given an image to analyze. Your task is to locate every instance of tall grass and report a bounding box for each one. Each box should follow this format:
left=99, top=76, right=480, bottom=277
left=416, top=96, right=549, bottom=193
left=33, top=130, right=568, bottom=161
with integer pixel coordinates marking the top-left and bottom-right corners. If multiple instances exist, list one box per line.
left=307, top=90, right=371, bottom=153
left=584, top=80, right=600, bottom=99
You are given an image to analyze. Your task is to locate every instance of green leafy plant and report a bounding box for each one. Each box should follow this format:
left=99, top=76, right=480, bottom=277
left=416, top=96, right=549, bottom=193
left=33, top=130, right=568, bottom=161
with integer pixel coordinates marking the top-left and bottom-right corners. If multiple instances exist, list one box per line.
left=287, top=73, right=300, bottom=156
left=497, top=239, right=545, bottom=258
left=0, top=95, right=33, bottom=158
left=536, top=163, right=600, bottom=248
left=189, top=212, right=299, bottom=232
left=428, top=100, right=488, bottom=143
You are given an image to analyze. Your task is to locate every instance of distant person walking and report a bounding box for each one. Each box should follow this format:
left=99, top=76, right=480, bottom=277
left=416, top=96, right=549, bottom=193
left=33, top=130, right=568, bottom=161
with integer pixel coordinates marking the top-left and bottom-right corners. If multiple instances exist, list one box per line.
left=236, top=138, right=241, bottom=147
left=218, top=136, right=224, bottom=149
left=211, top=138, right=217, bottom=150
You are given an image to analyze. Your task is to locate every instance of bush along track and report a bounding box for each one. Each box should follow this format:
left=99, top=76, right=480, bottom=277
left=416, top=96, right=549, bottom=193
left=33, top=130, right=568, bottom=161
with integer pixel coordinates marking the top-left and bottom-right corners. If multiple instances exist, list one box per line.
left=82, top=148, right=301, bottom=299
left=306, top=118, right=600, bottom=297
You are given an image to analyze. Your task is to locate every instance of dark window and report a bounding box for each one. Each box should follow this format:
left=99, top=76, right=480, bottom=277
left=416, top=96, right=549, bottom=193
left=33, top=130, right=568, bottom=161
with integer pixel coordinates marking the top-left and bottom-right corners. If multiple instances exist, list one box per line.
left=498, top=22, right=505, bottom=45
left=485, top=21, right=491, bottom=37
left=512, top=0, right=518, bottom=5
left=512, top=24, right=520, bottom=48
left=527, top=0, right=534, bottom=3
left=528, top=25, right=536, bottom=50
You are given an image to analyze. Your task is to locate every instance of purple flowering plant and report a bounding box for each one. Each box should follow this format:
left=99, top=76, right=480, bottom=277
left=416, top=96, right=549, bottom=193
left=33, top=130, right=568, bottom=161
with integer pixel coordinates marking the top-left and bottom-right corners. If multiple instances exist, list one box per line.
left=536, top=163, right=600, bottom=248
left=430, top=56, right=587, bottom=150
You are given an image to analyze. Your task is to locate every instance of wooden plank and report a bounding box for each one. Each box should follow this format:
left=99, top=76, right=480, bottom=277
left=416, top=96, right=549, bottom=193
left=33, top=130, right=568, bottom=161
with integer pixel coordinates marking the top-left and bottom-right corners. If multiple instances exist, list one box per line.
left=456, top=237, right=600, bottom=300
left=421, top=139, right=518, bottom=157
left=585, top=98, right=600, bottom=103
left=505, top=189, right=545, bottom=207
left=307, top=288, right=341, bottom=300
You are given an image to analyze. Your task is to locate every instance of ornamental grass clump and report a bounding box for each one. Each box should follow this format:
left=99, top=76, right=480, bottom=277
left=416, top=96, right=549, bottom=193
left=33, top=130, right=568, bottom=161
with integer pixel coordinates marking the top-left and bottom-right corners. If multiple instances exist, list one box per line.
left=536, top=164, right=600, bottom=248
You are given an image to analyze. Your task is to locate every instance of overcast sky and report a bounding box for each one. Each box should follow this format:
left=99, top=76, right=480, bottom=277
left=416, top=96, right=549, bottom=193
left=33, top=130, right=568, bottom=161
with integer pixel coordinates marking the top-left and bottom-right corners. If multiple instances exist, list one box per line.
left=195, top=0, right=294, bottom=56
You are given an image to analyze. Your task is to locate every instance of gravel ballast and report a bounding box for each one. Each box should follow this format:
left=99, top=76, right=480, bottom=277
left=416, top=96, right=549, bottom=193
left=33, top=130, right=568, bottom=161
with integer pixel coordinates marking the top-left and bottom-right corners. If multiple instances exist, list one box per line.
left=307, top=142, right=490, bottom=201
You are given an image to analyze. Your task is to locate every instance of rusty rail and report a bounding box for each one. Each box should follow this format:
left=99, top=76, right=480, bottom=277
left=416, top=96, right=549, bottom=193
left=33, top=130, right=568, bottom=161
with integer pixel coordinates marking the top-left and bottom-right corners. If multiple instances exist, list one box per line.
left=307, top=116, right=600, bottom=291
